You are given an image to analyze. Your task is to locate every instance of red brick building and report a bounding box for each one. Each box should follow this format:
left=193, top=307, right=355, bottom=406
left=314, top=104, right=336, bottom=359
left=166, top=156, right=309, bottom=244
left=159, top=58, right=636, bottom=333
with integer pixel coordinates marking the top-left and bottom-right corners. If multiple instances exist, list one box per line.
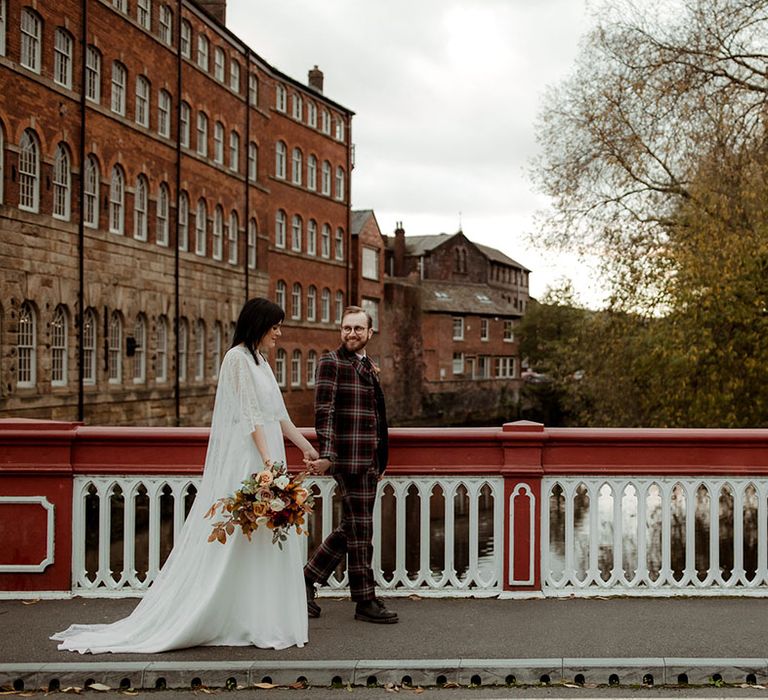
left=381, top=225, right=530, bottom=425
left=0, top=0, right=354, bottom=426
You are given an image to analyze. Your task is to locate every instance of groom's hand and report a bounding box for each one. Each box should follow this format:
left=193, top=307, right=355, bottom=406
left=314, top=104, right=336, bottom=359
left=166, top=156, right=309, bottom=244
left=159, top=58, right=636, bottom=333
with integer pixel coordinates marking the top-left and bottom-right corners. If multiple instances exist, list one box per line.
left=307, top=458, right=332, bottom=475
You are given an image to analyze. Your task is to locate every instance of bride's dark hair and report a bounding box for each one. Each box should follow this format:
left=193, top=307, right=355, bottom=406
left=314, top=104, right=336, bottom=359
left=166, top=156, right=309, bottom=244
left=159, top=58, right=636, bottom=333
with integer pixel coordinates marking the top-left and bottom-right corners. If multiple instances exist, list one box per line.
left=231, top=297, right=285, bottom=364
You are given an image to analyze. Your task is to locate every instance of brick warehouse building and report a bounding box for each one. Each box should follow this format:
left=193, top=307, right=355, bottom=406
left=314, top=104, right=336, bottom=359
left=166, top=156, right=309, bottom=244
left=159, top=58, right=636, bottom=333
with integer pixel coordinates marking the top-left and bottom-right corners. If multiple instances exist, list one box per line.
left=380, top=225, right=530, bottom=426
left=0, top=0, right=367, bottom=426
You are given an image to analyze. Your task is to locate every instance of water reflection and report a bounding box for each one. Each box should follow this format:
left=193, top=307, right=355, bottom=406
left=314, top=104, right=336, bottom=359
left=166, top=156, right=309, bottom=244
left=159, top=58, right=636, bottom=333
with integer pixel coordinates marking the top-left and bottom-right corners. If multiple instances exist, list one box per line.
left=547, top=480, right=760, bottom=585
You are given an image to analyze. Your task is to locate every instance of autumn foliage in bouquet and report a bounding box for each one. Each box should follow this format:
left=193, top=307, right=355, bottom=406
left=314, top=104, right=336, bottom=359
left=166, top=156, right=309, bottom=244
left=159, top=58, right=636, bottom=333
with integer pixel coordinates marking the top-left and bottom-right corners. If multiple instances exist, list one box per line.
left=205, top=461, right=314, bottom=548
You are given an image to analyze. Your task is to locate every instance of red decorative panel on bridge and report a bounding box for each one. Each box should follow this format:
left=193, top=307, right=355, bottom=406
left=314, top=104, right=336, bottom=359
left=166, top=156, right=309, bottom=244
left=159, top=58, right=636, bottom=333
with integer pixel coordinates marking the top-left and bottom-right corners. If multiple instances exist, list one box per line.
left=505, top=480, right=540, bottom=589
left=0, top=499, right=53, bottom=568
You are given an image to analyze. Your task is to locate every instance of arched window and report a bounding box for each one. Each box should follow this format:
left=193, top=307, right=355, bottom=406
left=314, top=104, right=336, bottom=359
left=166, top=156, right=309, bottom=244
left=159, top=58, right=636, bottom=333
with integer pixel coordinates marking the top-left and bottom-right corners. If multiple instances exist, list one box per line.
left=321, top=108, right=330, bottom=134
left=335, top=291, right=344, bottom=324
left=109, top=165, right=125, bottom=234
left=178, top=317, right=188, bottom=382
left=212, top=321, right=222, bottom=376
left=307, top=101, right=317, bottom=128
left=156, top=315, right=168, bottom=383
left=292, top=93, right=303, bottom=121
left=135, top=75, right=150, bottom=127
left=53, top=143, right=71, bottom=220
left=84, top=155, right=100, bottom=228
left=20, top=9, right=41, bottom=72
left=321, top=160, right=331, bottom=195
left=180, top=19, right=191, bottom=58
left=196, top=111, right=208, bottom=156
left=228, top=210, right=238, bottom=265
left=0, top=0, right=7, bottom=57
left=17, top=301, right=36, bottom=387
left=178, top=191, right=189, bottom=251
left=83, top=307, right=97, bottom=385
left=214, top=46, right=224, bottom=81
left=157, top=183, right=169, bottom=246
left=159, top=4, right=173, bottom=45
left=321, top=224, right=331, bottom=258
left=195, top=198, right=207, bottom=255
left=213, top=121, right=224, bottom=163
left=307, top=219, right=317, bottom=256
left=54, top=28, right=73, bottom=88
left=292, top=147, right=302, bottom=185
left=291, top=349, right=301, bottom=386
left=137, top=0, right=151, bottom=29
left=247, top=218, right=257, bottom=269
left=134, top=175, right=148, bottom=240
left=197, top=33, right=209, bottom=71
left=158, top=89, right=171, bottom=138
left=111, top=61, right=127, bottom=115
left=248, top=141, right=258, bottom=182
left=180, top=101, right=190, bottom=147
left=307, top=350, right=317, bottom=386
left=108, top=311, right=122, bottom=384
left=275, top=209, right=286, bottom=248
left=212, top=205, right=223, bottom=260
left=18, top=129, right=39, bottom=212
left=321, top=288, right=330, bottom=323
left=275, top=280, right=286, bottom=311
left=291, top=214, right=302, bottom=252
left=85, top=46, right=101, bottom=102
left=51, top=305, right=68, bottom=386
left=307, top=285, right=317, bottom=322
left=275, top=84, right=286, bottom=112
left=133, top=314, right=146, bottom=383
left=230, top=59, right=240, bottom=92
left=275, top=348, right=286, bottom=387
left=248, top=73, right=258, bottom=107
left=307, top=155, right=317, bottom=191
left=195, top=319, right=205, bottom=381
left=335, top=227, right=344, bottom=261
left=229, top=130, right=239, bottom=172
left=335, top=166, right=345, bottom=201
left=275, top=141, right=286, bottom=179
left=291, top=283, right=302, bottom=320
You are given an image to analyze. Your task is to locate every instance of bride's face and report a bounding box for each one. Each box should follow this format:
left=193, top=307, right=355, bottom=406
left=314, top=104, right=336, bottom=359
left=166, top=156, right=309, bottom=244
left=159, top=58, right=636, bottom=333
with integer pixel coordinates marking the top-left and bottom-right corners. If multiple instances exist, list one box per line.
left=259, top=323, right=282, bottom=350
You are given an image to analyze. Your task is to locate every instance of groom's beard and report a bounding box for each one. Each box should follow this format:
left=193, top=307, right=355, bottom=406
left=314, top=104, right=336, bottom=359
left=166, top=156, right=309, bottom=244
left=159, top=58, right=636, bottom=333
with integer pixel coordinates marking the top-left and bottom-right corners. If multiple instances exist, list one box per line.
left=342, top=336, right=369, bottom=354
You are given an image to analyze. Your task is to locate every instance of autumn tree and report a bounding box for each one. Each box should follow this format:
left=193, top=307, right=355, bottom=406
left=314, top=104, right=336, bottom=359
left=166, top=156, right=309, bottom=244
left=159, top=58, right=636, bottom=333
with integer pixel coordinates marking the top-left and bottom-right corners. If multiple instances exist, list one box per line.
left=531, top=0, right=768, bottom=426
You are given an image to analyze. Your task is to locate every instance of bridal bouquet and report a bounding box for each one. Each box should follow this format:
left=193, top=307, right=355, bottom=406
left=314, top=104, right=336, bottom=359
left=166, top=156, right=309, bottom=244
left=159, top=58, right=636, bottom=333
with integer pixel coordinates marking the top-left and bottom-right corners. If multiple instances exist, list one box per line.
left=205, top=461, right=314, bottom=549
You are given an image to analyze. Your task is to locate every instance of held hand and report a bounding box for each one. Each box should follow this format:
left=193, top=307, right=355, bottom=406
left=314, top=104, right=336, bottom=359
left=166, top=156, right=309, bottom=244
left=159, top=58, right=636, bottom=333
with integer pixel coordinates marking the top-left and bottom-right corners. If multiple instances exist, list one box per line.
left=303, top=447, right=320, bottom=463
left=306, top=458, right=332, bottom=475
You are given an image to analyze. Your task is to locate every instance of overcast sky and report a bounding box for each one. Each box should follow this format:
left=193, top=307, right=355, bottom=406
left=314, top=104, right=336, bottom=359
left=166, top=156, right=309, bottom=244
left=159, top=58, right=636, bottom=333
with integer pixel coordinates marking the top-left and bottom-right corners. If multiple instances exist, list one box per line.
left=227, top=0, right=603, bottom=306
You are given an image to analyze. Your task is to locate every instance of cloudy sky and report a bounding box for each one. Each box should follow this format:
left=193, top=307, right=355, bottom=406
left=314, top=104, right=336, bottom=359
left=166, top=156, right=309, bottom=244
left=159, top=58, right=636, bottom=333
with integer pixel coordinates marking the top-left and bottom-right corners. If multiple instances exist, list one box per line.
left=227, top=0, right=603, bottom=305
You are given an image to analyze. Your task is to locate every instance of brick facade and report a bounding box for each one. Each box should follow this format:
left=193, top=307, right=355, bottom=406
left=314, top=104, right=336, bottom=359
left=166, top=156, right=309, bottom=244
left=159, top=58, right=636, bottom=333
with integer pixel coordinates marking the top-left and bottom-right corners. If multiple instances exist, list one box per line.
left=0, top=0, right=353, bottom=426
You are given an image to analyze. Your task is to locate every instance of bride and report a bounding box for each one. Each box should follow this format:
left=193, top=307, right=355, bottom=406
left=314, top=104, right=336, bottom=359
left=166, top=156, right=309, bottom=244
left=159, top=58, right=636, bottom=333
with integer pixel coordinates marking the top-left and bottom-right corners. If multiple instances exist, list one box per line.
left=52, top=298, right=318, bottom=653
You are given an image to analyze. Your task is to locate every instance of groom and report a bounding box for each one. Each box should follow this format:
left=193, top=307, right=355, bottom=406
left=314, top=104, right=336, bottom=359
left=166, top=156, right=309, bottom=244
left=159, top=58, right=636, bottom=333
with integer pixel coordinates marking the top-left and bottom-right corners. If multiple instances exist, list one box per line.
left=304, top=306, right=398, bottom=624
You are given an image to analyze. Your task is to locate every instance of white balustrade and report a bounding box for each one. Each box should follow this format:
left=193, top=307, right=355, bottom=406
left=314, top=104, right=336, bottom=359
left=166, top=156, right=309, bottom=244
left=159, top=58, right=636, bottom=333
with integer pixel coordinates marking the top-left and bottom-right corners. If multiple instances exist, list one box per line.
left=542, top=477, right=768, bottom=595
left=71, top=475, right=504, bottom=596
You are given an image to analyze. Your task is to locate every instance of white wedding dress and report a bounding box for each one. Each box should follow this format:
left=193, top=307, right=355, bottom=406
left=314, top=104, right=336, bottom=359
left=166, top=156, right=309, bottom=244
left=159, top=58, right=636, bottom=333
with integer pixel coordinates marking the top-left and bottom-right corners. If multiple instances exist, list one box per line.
left=52, top=345, right=308, bottom=653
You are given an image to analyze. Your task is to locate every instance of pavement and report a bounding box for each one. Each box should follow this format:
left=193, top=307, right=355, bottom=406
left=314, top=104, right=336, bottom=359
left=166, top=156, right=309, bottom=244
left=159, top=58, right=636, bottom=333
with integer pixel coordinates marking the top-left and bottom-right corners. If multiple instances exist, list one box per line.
left=2, top=596, right=768, bottom=691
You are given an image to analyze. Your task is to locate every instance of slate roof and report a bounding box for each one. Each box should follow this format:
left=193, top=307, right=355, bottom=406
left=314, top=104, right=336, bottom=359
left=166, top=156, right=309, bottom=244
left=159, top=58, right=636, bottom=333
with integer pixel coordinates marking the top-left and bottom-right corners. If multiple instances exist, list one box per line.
left=420, top=280, right=522, bottom=316
left=350, top=210, right=374, bottom=237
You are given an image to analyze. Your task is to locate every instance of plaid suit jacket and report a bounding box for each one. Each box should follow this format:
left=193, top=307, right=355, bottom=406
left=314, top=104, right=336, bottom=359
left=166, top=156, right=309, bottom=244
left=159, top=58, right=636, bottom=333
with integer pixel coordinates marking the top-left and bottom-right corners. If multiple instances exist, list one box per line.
left=314, top=345, right=388, bottom=475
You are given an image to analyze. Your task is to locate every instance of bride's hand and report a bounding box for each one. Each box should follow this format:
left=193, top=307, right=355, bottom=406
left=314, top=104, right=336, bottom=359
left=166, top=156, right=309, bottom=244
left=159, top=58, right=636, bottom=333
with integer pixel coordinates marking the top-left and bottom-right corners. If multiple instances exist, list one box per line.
left=303, top=447, right=319, bottom=463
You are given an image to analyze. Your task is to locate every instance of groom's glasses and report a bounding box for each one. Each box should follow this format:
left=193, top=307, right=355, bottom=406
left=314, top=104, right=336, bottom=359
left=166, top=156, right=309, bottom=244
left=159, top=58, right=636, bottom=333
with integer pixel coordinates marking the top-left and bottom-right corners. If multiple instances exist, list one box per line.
left=341, top=325, right=368, bottom=335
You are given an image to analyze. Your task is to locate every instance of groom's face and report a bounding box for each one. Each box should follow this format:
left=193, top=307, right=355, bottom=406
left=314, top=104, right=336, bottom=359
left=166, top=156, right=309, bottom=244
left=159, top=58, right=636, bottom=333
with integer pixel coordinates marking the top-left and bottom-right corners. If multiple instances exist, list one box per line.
left=340, top=311, right=373, bottom=353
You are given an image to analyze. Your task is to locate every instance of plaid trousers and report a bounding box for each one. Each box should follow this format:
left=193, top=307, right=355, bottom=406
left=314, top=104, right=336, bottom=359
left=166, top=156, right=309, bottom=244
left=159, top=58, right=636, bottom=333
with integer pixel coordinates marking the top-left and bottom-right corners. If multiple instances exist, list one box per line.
left=304, top=466, right=379, bottom=601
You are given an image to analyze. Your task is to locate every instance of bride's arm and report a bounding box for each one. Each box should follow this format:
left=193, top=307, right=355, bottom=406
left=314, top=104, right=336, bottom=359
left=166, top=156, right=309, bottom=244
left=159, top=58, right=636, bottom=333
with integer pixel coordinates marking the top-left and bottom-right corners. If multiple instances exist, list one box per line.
left=251, top=425, right=273, bottom=466
left=280, top=420, right=319, bottom=462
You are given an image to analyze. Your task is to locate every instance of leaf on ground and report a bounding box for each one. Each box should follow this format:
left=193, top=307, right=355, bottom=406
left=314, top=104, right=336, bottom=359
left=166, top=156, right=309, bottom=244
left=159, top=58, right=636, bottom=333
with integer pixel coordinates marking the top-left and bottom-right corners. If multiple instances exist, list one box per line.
left=253, top=682, right=278, bottom=689
left=442, top=682, right=460, bottom=688
left=21, top=599, right=40, bottom=605
left=61, top=687, right=83, bottom=694
left=87, top=682, right=111, bottom=692
left=407, top=688, right=425, bottom=694
left=288, top=681, right=306, bottom=689
left=562, top=683, right=581, bottom=688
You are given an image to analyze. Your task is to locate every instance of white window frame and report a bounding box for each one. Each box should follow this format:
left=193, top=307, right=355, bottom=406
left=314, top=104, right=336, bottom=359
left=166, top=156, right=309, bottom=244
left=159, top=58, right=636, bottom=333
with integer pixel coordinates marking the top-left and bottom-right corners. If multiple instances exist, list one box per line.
left=180, top=19, right=191, bottom=58
left=111, top=61, right=127, bottom=115
left=157, top=183, right=169, bottom=246
left=51, top=305, right=68, bottom=387
left=247, top=218, right=257, bottom=269
left=504, top=320, right=515, bottom=342
left=158, top=89, right=171, bottom=137
left=134, top=175, right=148, bottom=241
left=54, top=28, right=73, bottom=89
left=212, top=205, right=223, bottom=260
left=335, top=166, right=345, bottom=201
left=307, top=155, right=317, bottom=191
left=195, top=319, right=205, bottom=381
left=18, top=130, right=39, bottom=213
left=292, top=147, right=302, bottom=185
left=307, top=350, right=317, bottom=386
left=195, top=199, right=207, bottom=256
left=83, top=308, right=96, bottom=385
left=335, top=291, right=344, bottom=324
left=307, top=220, right=317, bottom=256
left=292, top=283, right=302, bottom=320
left=291, top=215, right=302, bottom=252
left=197, top=34, right=209, bottom=71
left=248, top=142, right=258, bottom=181
left=335, top=227, right=344, bottom=261
left=137, top=0, right=151, bottom=29
left=213, top=121, right=224, bottom=164
left=229, top=130, right=239, bottom=172
left=307, top=101, right=317, bottom=128
left=135, top=75, right=150, bottom=127
left=275, top=210, right=286, bottom=248
left=291, top=349, right=301, bottom=386
left=275, top=141, right=286, bottom=179
left=453, top=352, right=464, bottom=375
left=86, top=46, right=101, bottom=103
left=53, top=144, right=71, bottom=221
left=159, top=5, right=172, bottom=45
left=178, top=318, right=188, bottom=382
left=362, top=247, right=379, bottom=280
left=275, top=280, right=286, bottom=311
left=452, top=317, right=464, bottom=341
left=230, top=59, right=240, bottom=92
left=0, top=0, right=6, bottom=57
left=214, top=47, right=225, bottom=82
left=196, top=112, right=208, bottom=156
left=212, top=322, right=222, bottom=376
left=178, top=191, right=189, bottom=251
left=275, top=349, right=286, bottom=387
left=180, top=102, right=190, bottom=147
left=248, top=73, right=258, bottom=106
left=228, top=210, right=238, bottom=265
left=108, top=312, right=122, bottom=384
left=17, top=302, right=36, bottom=388
left=480, top=318, right=489, bottom=341
left=275, top=84, right=286, bottom=112
left=335, top=116, right=345, bottom=142
left=307, top=286, right=317, bottom=321
left=20, top=9, right=41, bottom=73
left=84, top=155, right=99, bottom=228
left=292, top=93, right=302, bottom=121
left=156, top=315, right=168, bottom=383
left=133, top=315, right=147, bottom=383
left=321, top=108, right=330, bottom=134
left=361, top=298, right=380, bottom=332
left=321, top=224, right=331, bottom=259
left=321, top=288, right=330, bottom=323
left=321, top=160, right=331, bottom=196
left=109, top=165, right=124, bottom=234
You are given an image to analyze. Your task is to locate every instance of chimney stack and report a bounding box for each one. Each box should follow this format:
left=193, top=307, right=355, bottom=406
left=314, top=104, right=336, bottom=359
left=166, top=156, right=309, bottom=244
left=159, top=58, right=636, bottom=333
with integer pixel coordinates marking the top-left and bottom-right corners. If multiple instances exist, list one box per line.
left=196, top=0, right=226, bottom=24
left=394, top=221, right=406, bottom=277
left=308, top=65, right=324, bottom=93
